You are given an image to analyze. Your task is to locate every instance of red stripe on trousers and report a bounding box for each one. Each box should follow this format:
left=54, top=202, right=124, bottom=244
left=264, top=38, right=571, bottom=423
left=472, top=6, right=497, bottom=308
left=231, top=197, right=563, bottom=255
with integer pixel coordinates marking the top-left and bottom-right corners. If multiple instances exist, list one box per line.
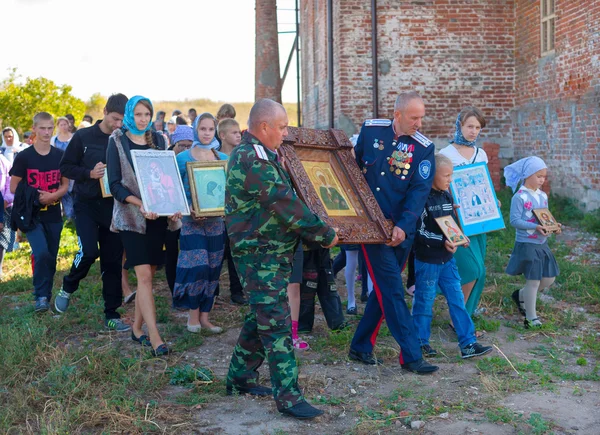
left=361, top=244, right=406, bottom=365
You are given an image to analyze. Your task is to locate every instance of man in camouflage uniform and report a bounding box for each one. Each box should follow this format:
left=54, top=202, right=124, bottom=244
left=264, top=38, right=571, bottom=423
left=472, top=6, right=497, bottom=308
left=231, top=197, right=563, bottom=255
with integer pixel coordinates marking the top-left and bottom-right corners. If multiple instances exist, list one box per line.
left=225, top=99, right=338, bottom=419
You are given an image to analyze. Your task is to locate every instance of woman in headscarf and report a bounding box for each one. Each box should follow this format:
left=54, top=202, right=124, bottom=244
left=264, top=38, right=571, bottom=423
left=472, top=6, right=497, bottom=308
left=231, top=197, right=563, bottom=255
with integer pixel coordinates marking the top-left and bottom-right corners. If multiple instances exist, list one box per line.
left=173, top=113, right=227, bottom=334
left=1, top=127, right=27, bottom=164
left=106, top=95, right=182, bottom=356
left=439, top=106, right=493, bottom=320
left=51, top=117, right=75, bottom=220
left=0, top=153, right=18, bottom=278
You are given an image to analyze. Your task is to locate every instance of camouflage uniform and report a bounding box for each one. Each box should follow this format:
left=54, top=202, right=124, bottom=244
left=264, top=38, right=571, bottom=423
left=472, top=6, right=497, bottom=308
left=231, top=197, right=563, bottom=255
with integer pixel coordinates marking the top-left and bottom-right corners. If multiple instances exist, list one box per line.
left=225, top=132, right=335, bottom=411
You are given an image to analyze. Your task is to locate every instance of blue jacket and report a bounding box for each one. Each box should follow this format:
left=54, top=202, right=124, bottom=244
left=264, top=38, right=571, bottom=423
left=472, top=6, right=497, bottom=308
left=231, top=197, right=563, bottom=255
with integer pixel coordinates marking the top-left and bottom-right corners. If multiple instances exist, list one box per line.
left=355, top=119, right=435, bottom=243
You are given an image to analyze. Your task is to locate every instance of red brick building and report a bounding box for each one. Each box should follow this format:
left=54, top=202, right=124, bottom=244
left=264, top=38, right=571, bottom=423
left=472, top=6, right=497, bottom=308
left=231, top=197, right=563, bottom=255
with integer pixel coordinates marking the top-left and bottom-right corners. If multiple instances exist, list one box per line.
left=299, top=0, right=600, bottom=210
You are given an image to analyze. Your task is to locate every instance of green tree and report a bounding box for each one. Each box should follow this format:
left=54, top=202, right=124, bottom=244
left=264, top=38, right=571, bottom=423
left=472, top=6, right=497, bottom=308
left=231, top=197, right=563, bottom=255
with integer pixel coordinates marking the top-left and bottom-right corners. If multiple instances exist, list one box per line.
left=0, top=69, right=86, bottom=135
left=85, top=92, right=107, bottom=122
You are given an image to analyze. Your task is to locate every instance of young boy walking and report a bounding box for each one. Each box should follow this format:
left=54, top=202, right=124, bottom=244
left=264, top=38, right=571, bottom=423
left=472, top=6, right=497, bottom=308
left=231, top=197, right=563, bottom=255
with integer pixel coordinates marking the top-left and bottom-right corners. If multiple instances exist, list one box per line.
left=10, top=112, right=69, bottom=312
left=412, top=154, right=492, bottom=359
left=54, top=94, right=131, bottom=331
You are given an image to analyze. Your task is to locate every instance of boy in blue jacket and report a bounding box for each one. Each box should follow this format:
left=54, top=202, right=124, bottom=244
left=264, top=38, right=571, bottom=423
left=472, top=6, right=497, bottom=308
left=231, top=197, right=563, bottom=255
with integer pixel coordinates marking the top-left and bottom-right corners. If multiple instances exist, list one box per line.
left=413, top=154, right=492, bottom=359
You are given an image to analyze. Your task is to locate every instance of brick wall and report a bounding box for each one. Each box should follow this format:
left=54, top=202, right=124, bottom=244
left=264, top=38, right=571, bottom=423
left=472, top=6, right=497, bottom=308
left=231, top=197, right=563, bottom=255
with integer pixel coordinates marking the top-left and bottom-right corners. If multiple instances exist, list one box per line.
left=513, top=0, right=600, bottom=211
left=299, top=0, right=329, bottom=128
left=301, top=0, right=516, bottom=155
left=483, top=142, right=501, bottom=190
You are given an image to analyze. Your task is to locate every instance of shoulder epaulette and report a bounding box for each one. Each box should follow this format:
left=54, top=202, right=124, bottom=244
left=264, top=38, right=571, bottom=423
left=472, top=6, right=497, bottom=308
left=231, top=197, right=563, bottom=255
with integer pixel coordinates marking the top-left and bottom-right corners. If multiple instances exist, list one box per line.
left=252, top=144, right=269, bottom=161
left=365, top=119, right=392, bottom=127
left=411, top=131, right=433, bottom=147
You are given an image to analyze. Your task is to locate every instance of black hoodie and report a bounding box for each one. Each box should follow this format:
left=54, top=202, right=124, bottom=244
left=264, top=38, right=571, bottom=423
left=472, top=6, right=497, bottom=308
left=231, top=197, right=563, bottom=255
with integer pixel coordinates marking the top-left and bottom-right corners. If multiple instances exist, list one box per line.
left=414, top=188, right=456, bottom=264
left=60, top=120, right=113, bottom=201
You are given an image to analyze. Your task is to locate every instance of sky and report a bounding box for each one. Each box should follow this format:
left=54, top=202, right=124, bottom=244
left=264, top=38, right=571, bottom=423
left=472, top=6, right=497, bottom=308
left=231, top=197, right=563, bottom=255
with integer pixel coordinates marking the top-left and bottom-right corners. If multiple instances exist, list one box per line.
left=1, top=0, right=300, bottom=103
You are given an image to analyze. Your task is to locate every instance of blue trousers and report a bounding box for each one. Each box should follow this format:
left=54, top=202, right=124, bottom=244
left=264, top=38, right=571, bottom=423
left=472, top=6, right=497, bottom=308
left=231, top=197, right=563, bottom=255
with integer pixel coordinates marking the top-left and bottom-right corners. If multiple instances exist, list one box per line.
left=413, top=259, right=476, bottom=349
left=350, top=243, right=422, bottom=364
left=28, top=221, right=63, bottom=299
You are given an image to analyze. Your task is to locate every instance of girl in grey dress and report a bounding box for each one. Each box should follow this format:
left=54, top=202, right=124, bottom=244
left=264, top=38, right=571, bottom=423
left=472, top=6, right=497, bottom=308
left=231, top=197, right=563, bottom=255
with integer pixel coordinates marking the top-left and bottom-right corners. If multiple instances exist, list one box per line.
left=504, top=157, right=560, bottom=328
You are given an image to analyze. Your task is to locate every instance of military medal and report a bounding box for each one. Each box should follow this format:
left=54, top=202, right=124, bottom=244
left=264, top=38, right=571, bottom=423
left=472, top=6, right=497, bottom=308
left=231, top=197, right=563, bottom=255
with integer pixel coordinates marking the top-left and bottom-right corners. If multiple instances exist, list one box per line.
left=373, top=138, right=379, bottom=149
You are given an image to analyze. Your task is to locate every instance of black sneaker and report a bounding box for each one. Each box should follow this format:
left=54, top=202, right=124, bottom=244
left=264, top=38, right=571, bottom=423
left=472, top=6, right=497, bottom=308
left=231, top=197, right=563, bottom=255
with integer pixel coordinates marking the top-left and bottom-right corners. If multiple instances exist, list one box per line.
left=34, top=297, right=49, bottom=313
left=461, top=342, right=493, bottom=359
left=420, top=344, right=438, bottom=357
left=346, top=306, right=357, bottom=315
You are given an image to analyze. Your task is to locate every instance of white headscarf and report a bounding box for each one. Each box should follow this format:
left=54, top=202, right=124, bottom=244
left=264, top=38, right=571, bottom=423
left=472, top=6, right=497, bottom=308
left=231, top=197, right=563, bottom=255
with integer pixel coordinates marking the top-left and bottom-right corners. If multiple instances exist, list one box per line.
left=1, top=127, right=26, bottom=163
left=503, top=156, right=547, bottom=192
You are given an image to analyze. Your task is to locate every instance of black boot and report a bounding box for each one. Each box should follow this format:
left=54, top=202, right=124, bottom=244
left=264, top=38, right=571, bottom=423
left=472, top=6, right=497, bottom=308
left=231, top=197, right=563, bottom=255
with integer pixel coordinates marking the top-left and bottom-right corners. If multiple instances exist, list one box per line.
left=279, top=401, right=324, bottom=419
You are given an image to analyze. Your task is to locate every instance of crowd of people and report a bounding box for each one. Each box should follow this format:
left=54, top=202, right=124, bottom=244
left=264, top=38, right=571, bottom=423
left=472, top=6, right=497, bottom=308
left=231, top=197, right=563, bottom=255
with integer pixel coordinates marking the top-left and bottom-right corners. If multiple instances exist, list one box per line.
left=0, top=91, right=560, bottom=419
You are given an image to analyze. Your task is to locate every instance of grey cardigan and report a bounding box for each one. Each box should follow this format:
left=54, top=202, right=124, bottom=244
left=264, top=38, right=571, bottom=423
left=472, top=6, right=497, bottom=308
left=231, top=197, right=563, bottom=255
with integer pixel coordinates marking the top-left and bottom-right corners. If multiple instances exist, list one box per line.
left=108, top=129, right=180, bottom=234
left=509, top=186, right=549, bottom=245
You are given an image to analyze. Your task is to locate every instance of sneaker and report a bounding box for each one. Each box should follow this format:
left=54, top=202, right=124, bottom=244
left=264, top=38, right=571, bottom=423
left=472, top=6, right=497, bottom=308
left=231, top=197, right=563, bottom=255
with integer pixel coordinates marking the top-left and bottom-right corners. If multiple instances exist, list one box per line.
left=123, top=291, right=136, bottom=305
left=34, top=297, right=49, bottom=313
left=360, top=294, right=369, bottom=302
left=473, top=307, right=487, bottom=318
left=293, top=337, right=310, bottom=350
left=346, top=306, right=357, bottom=315
left=54, top=289, right=71, bottom=313
left=524, top=317, right=542, bottom=329
left=420, top=344, right=438, bottom=357
left=104, top=318, right=132, bottom=332
left=461, top=342, right=493, bottom=359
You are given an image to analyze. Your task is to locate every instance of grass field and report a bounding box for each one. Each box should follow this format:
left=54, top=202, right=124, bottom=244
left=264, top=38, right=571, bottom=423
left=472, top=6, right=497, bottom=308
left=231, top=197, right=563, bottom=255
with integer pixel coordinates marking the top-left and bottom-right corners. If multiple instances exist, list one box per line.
left=0, top=189, right=599, bottom=433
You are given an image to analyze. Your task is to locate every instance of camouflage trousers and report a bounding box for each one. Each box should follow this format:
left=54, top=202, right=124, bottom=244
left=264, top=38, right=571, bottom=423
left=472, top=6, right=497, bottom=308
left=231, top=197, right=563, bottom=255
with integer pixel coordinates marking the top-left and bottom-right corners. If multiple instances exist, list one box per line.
left=226, top=259, right=304, bottom=410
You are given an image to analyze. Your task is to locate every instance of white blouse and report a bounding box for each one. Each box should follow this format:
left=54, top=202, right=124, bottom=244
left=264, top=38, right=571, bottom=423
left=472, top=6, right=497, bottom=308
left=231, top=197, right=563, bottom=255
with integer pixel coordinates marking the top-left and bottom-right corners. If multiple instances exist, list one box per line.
left=439, top=144, right=488, bottom=167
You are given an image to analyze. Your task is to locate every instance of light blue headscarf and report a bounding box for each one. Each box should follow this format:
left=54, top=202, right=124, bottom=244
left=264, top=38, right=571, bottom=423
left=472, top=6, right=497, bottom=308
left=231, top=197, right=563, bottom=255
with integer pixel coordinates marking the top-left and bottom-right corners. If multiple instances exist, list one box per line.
left=504, top=156, right=547, bottom=192
left=192, top=112, right=220, bottom=150
left=450, top=114, right=480, bottom=147
left=123, top=95, right=153, bottom=135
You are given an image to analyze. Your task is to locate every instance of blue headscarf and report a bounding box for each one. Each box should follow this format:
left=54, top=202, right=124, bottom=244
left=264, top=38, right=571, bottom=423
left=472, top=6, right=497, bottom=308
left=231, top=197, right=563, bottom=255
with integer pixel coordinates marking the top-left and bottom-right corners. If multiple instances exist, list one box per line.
left=123, top=95, right=153, bottom=135
left=504, top=156, right=547, bottom=192
left=450, top=114, right=480, bottom=147
left=192, top=112, right=220, bottom=150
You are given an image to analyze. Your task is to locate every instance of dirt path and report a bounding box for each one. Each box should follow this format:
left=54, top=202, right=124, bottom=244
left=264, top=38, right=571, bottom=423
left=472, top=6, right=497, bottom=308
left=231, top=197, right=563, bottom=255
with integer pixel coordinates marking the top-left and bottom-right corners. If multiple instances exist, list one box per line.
left=96, top=227, right=600, bottom=434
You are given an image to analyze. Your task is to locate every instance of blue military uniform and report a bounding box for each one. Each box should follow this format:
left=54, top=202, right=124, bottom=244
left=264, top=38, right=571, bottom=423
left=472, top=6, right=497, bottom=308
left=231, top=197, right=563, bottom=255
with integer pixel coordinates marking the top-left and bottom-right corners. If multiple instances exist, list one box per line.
left=350, top=119, right=435, bottom=365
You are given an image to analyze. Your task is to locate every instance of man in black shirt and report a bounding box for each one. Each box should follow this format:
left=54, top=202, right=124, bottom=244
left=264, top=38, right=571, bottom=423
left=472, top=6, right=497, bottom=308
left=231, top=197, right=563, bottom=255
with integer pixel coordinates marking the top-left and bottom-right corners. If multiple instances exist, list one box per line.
left=10, top=112, right=69, bottom=313
left=54, top=94, right=131, bottom=331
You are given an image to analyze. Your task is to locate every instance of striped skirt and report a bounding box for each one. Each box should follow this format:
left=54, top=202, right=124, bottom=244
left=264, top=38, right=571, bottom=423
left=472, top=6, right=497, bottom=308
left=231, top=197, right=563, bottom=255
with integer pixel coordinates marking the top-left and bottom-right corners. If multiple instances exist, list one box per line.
left=173, top=218, right=226, bottom=311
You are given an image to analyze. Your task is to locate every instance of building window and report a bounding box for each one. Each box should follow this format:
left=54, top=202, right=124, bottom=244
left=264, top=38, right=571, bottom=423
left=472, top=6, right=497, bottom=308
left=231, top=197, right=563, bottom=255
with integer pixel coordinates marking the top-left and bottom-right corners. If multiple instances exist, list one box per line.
left=541, top=0, right=556, bottom=56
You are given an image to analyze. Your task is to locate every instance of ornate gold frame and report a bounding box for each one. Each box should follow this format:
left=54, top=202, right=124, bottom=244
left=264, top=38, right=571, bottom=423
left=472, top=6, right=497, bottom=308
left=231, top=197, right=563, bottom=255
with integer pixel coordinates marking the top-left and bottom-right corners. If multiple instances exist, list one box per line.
left=280, top=127, right=392, bottom=244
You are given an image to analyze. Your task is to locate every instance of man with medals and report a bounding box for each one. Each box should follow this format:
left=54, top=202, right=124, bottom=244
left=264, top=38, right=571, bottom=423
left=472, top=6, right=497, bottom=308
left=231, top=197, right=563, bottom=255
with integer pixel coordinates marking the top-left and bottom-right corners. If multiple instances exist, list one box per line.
left=348, top=91, right=439, bottom=374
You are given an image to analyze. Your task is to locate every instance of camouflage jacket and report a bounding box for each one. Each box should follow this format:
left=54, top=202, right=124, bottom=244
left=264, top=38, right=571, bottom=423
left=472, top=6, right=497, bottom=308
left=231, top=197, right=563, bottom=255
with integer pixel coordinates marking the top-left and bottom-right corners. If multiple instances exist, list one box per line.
left=225, top=132, right=335, bottom=264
